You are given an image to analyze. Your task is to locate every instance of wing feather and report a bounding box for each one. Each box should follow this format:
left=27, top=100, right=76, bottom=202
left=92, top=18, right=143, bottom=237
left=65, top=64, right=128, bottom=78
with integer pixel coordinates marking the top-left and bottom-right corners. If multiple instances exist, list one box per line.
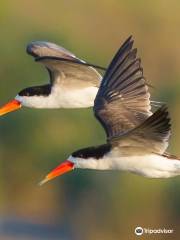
left=94, top=36, right=151, bottom=138
left=26, top=41, right=102, bottom=87
left=112, top=106, right=171, bottom=154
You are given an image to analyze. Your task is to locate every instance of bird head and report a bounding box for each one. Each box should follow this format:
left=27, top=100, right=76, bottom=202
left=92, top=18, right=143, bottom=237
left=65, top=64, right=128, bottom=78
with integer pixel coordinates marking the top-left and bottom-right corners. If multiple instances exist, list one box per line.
left=38, top=149, right=89, bottom=186
left=0, top=84, right=51, bottom=116
left=38, top=145, right=111, bottom=185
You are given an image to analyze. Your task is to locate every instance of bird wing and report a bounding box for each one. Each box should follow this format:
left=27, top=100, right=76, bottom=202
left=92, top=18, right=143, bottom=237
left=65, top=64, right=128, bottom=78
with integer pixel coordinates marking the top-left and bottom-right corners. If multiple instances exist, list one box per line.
left=26, top=41, right=103, bottom=87
left=27, top=41, right=77, bottom=59
left=111, top=106, right=171, bottom=155
left=94, top=36, right=152, bottom=138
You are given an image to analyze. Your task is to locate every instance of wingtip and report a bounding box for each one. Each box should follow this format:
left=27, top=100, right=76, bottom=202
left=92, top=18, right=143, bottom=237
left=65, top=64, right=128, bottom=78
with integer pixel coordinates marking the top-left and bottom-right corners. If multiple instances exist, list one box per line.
left=125, top=35, right=134, bottom=45
left=128, top=35, right=133, bottom=40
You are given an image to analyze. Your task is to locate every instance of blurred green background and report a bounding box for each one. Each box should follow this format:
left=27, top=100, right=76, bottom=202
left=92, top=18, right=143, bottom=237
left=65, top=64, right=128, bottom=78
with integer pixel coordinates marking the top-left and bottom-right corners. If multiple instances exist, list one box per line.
left=0, top=0, right=180, bottom=239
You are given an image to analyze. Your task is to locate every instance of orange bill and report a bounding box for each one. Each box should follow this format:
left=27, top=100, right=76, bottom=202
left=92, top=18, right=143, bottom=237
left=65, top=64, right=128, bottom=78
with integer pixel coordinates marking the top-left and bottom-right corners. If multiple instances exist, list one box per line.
left=0, top=99, right=21, bottom=116
left=39, top=160, right=74, bottom=186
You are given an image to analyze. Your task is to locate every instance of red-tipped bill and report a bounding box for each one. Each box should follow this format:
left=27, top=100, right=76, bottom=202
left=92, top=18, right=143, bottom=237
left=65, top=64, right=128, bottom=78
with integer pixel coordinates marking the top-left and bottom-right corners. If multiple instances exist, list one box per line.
left=39, top=160, right=74, bottom=186
left=0, top=99, right=21, bottom=116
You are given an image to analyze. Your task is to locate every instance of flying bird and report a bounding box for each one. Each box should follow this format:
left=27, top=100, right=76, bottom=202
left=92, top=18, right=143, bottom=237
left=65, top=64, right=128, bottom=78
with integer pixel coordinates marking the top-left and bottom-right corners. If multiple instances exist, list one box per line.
left=0, top=41, right=106, bottom=116
left=39, top=36, right=180, bottom=185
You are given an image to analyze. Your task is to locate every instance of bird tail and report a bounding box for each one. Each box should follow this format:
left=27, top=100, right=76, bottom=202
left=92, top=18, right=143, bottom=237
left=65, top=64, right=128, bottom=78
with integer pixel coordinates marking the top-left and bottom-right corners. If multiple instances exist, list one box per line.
left=163, top=152, right=180, bottom=160
left=163, top=152, right=180, bottom=176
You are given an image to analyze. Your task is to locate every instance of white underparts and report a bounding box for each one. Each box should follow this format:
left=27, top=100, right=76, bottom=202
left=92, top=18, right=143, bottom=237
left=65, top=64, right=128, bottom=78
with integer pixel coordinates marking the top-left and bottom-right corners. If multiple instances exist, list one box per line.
left=15, top=86, right=98, bottom=109
left=68, top=154, right=180, bottom=178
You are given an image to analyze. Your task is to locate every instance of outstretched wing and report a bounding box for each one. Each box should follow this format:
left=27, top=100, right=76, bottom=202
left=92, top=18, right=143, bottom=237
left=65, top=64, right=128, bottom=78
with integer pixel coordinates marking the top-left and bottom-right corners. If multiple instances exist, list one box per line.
left=94, top=36, right=151, bottom=138
left=112, top=106, right=171, bottom=155
left=26, top=41, right=103, bottom=87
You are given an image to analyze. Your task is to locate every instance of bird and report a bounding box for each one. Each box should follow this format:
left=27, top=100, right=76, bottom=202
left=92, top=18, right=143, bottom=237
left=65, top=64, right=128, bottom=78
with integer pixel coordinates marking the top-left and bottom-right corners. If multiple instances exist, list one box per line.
left=39, top=36, right=180, bottom=186
left=0, top=41, right=106, bottom=116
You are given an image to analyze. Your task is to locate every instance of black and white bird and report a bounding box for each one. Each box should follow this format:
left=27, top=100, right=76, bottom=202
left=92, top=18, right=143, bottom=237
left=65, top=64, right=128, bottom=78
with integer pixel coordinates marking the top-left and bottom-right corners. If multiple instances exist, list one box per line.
left=39, top=36, right=180, bottom=185
left=0, top=41, right=106, bottom=116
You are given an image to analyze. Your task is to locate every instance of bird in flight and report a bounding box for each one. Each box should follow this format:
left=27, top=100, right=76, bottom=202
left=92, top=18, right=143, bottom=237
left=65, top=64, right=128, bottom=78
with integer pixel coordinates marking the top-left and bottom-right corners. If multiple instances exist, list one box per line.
left=0, top=41, right=106, bottom=116
left=39, top=36, right=180, bottom=185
